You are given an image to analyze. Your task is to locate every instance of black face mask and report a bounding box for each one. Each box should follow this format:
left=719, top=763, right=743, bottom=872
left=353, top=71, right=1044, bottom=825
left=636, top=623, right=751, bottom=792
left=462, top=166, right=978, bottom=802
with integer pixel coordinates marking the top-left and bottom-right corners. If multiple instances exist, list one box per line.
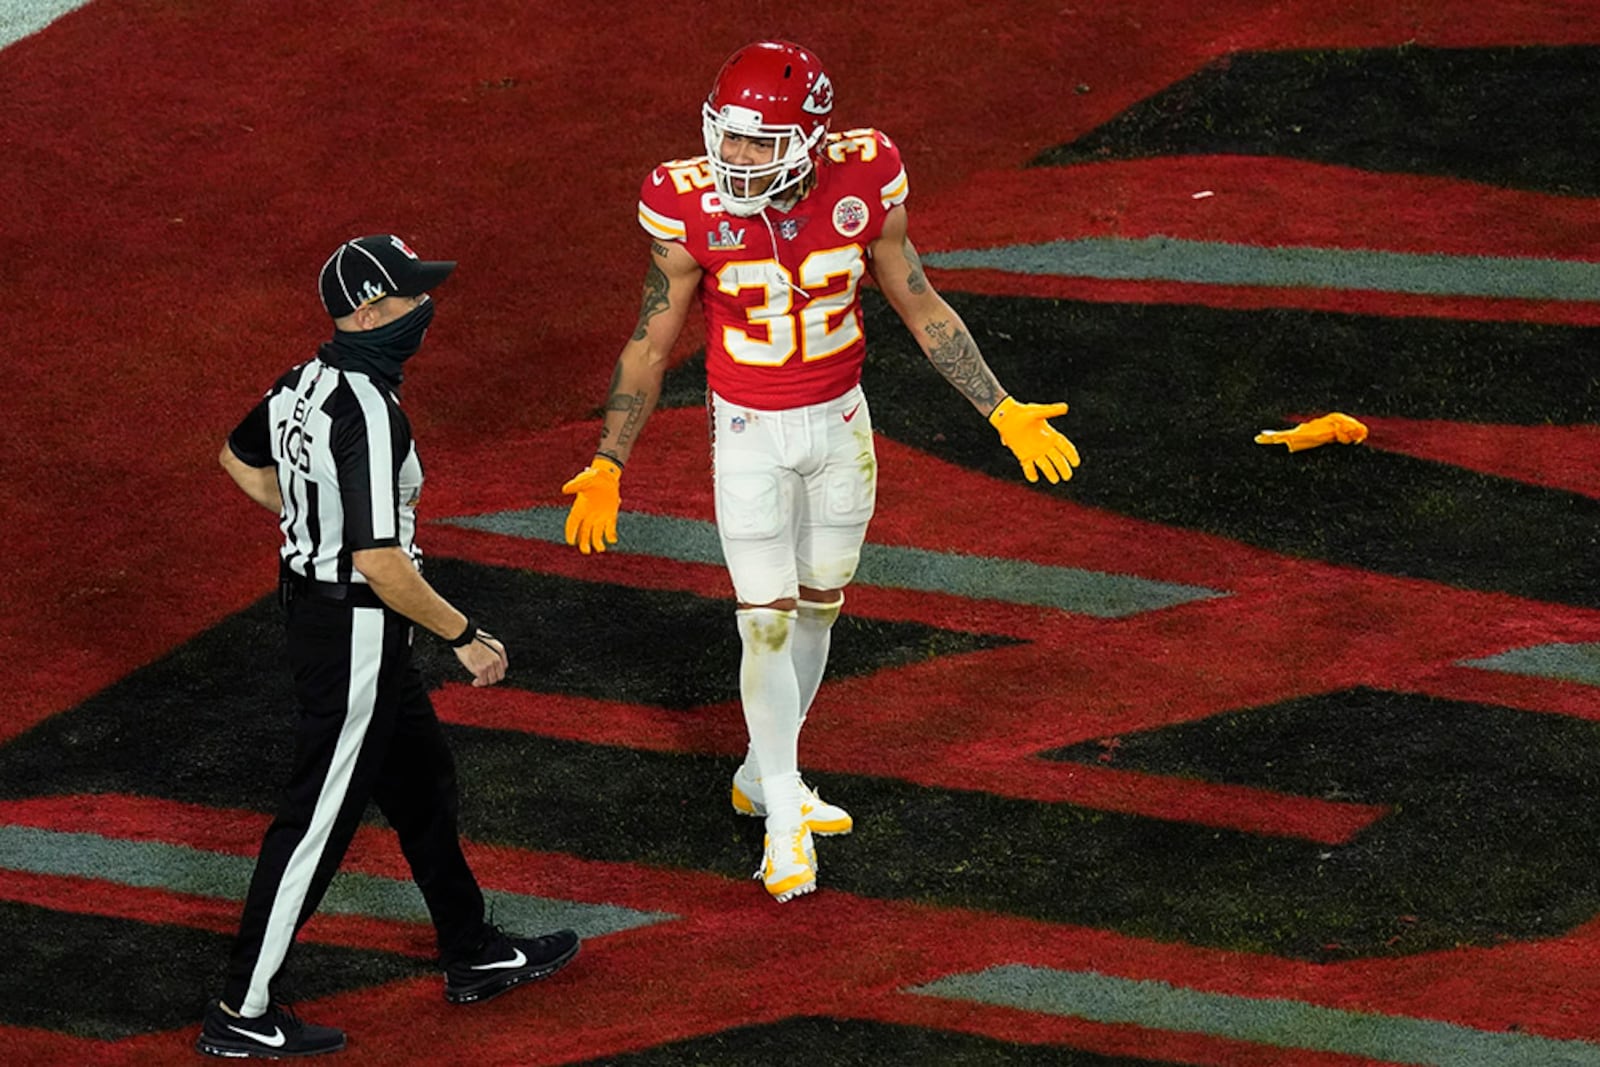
left=317, top=297, right=435, bottom=389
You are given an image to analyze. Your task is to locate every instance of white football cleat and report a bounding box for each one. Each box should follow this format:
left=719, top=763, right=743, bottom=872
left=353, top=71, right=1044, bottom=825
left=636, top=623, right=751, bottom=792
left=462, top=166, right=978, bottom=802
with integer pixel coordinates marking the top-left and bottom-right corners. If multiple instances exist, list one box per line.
left=754, top=826, right=818, bottom=903
left=731, top=765, right=853, bottom=836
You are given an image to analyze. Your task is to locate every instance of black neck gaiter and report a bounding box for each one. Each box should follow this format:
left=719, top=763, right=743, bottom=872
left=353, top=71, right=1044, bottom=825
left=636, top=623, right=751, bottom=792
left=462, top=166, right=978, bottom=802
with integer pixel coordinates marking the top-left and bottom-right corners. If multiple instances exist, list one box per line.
left=317, top=298, right=435, bottom=390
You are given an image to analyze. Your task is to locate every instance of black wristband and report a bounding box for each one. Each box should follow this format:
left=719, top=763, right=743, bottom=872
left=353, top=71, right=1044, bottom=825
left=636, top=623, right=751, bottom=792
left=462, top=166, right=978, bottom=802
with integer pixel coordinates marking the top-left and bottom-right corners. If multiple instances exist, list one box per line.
left=448, top=618, right=478, bottom=648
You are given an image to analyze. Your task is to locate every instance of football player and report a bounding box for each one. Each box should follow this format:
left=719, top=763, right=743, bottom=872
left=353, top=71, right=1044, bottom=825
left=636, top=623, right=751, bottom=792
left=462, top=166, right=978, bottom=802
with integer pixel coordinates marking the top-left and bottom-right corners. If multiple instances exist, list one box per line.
left=561, top=40, right=1079, bottom=902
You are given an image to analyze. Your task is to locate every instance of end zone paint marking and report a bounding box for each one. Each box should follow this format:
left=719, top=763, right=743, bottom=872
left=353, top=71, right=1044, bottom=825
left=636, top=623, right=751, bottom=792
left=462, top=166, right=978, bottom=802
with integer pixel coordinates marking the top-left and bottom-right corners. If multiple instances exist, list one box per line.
left=908, top=964, right=1600, bottom=1066
left=446, top=508, right=1224, bottom=618
left=0, top=826, right=672, bottom=940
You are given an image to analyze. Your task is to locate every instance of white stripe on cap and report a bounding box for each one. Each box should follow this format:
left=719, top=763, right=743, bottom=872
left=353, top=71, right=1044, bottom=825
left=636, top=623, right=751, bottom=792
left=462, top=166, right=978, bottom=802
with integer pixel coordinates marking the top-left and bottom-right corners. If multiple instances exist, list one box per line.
left=319, top=245, right=352, bottom=313
left=333, top=247, right=359, bottom=312
left=348, top=241, right=399, bottom=292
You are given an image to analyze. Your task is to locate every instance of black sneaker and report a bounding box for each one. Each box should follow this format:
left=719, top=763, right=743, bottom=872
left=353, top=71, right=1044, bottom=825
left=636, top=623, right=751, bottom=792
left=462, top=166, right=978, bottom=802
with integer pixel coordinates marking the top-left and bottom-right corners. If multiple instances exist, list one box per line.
left=195, top=999, right=345, bottom=1058
left=443, top=927, right=580, bottom=1005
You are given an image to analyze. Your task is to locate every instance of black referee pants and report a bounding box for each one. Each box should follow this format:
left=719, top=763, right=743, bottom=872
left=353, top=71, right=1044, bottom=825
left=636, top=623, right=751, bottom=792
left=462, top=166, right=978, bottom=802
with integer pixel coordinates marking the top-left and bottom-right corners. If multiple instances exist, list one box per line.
left=223, top=592, right=487, bottom=1016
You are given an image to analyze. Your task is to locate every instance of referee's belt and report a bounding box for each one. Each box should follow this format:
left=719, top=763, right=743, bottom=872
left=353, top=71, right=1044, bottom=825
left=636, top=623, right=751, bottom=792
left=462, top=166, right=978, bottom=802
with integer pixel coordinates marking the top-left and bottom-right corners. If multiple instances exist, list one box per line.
left=279, top=569, right=386, bottom=609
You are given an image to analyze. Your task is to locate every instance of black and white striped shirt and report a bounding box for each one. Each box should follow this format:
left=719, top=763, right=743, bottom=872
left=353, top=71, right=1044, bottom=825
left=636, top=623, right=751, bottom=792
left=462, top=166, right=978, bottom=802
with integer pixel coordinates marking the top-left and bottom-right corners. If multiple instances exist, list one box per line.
left=228, top=359, right=422, bottom=583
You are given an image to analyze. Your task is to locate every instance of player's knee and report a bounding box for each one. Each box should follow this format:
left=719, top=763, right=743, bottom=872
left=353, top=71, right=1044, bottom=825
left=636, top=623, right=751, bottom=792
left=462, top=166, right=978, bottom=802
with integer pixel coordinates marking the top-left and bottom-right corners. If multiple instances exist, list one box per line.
left=735, top=605, right=798, bottom=653
left=798, top=527, right=866, bottom=593
left=738, top=597, right=798, bottom=612
left=798, top=550, right=859, bottom=588
left=797, top=587, right=844, bottom=623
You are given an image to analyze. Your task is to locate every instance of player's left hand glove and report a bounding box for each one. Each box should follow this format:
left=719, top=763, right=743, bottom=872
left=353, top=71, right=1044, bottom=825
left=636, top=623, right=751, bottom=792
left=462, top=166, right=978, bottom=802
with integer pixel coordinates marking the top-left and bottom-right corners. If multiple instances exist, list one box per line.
left=989, top=396, right=1080, bottom=483
left=561, top=456, right=622, bottom=554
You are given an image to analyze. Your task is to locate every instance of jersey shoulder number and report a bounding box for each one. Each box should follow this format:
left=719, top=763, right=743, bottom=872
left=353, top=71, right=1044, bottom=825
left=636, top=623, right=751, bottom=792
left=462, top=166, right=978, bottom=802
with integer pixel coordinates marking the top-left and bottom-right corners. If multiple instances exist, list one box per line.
left=825, top=127, right=893, bottom=163
left=823, top=128, right=907, bottom=209
left=639, top=157, right=720, bottom=242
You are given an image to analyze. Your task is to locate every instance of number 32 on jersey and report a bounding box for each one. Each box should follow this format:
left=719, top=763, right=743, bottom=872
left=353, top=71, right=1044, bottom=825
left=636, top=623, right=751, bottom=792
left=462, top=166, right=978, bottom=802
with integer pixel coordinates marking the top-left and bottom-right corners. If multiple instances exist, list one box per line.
left=716, top=246, right=864, bottom=366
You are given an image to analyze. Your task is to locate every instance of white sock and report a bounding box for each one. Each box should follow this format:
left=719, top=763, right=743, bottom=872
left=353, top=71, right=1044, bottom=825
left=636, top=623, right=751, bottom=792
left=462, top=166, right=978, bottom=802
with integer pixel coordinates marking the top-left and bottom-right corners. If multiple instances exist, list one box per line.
left=741, top=595, right=842, bottom=782
left=735, top=608, right=805, bottom=828
left=794, top=594, right=842, bottom=728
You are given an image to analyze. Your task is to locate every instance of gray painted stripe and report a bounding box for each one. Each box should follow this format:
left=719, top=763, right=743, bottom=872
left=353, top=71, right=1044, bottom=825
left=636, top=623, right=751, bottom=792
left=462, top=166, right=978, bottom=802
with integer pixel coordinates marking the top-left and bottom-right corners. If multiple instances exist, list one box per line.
left=445, top=507, right=1223, bottom=618
left=1, top=0, right=91, bottom=50
left=907, top=965, right=1600, bottom=1066
left=0, top=825, right=672, bottom=940
left=1459, top=642, right=1600, bottom=687
left=923, top=236, right=1600, bottom=302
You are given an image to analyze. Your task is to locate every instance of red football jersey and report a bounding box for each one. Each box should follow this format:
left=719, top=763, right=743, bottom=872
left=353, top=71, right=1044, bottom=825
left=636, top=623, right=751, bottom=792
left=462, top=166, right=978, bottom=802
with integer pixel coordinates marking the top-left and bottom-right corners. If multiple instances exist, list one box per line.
left=638, top=128, right=910, bottom=409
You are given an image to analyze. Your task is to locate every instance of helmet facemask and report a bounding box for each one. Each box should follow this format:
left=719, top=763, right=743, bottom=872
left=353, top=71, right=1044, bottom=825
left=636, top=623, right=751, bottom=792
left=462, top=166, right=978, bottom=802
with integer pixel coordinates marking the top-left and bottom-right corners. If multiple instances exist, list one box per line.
left=702, top=102, right=824, bottom=217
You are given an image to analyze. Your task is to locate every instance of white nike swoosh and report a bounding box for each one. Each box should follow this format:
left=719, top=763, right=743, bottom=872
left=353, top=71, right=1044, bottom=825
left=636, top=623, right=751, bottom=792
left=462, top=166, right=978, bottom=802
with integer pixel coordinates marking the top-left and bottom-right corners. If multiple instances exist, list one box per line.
left=651, top=172, right=666, bottom=185
left=470, top=947, right=527, bottom=971
left=226, top=1023, right=286, bottom=1048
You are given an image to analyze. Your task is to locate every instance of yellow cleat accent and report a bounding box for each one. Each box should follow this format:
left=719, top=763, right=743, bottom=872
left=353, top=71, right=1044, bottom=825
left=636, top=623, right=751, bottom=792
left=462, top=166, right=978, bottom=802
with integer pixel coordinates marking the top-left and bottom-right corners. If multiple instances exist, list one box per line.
left=731, top=771, right=854, bottom=836
left=754, top=828, right=818, bottom=903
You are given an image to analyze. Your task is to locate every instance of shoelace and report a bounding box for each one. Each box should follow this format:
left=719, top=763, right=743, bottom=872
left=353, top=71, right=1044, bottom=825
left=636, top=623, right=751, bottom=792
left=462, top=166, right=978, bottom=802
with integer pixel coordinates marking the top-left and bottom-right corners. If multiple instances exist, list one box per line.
left=467, top=921, right=568, bottom=962
left=264, top=1003, right=303, bottom=1029
left=475, top=923, right=512, bottom=957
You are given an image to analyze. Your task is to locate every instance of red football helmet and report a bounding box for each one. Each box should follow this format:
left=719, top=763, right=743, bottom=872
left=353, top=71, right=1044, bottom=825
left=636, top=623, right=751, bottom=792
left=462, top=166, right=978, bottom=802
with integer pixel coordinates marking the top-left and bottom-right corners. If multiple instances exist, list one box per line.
left=701, top=41, right=834, bottom=216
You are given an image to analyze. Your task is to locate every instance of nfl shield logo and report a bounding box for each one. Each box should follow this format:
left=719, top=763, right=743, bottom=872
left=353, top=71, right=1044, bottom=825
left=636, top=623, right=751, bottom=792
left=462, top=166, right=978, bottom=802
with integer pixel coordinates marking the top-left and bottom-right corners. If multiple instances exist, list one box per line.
left=730, top=416, right=746, bottom=434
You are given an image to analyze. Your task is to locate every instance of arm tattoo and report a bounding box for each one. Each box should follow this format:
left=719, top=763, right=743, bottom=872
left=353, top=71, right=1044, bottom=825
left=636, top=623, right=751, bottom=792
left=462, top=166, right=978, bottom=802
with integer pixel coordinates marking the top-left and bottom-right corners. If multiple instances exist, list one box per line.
left=604, top=388, right=650, bottom=452
left=604, top=352, right=649, bottom=452
left=922, top=320, right=1003, bottom=409
left=903, top=238, right=929, bottom=295
left=605, top=247, right=674, bottom=452
left=598, top=362, right=623, bottom=442
left=631, top=260, right=671, bottom=341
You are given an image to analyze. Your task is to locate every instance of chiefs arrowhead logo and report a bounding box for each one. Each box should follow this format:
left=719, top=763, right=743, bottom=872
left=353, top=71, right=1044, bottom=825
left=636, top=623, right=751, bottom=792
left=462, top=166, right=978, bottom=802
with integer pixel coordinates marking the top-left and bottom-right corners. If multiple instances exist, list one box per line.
left=803, top=72, right=834, bottom=116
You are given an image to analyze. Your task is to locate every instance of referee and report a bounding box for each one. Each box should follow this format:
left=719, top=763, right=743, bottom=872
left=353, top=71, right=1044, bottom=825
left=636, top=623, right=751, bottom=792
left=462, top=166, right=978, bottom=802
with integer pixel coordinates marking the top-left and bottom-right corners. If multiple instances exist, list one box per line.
left=198, top=235, right=578, bottom=1059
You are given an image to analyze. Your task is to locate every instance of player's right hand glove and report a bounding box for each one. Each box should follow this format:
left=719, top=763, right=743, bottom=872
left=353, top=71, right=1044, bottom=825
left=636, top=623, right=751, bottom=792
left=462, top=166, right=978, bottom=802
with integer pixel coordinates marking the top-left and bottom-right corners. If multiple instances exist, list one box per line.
left=561, top=456, right=622, bottom=554
left=988, top=396, right=1080, bottom=483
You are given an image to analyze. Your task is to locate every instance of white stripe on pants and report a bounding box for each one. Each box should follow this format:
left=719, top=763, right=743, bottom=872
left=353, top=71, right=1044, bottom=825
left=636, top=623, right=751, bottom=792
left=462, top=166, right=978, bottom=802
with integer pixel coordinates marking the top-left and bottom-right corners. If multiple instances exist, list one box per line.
left=241, top=606, right=382, bottom=1016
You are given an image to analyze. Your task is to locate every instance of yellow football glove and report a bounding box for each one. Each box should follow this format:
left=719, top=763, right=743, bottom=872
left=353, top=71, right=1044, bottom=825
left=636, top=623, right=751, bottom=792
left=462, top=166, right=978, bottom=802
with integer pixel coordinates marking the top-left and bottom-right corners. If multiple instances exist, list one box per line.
left=561, top=456, right=622, bottom=554
left=989, top=396, right=1081, bottom=483
left=1254, top=412, right=1368, bottom=453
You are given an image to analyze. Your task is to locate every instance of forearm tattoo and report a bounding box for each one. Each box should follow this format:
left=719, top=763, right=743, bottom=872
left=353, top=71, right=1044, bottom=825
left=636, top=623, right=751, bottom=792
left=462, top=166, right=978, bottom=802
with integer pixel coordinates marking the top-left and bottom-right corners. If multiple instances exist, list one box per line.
left=923, top=320, right=1003, bottom=409
left=600, top=362, right=649, bottom=451
left=631, top=257, right=671, bottom=341
left=603, top=389, right=650, bottom=453
left=602, top=355, right=650, bottom=453
left=599, top=362, right=623, bottom=444
left=903, top=238, right=929, bottom=295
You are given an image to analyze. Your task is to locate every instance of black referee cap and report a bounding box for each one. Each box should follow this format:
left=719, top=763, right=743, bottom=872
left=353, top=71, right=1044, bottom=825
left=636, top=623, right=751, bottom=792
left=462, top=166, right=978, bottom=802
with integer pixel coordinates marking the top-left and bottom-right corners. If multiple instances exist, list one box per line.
left=319, top=235, right=456, bottom=318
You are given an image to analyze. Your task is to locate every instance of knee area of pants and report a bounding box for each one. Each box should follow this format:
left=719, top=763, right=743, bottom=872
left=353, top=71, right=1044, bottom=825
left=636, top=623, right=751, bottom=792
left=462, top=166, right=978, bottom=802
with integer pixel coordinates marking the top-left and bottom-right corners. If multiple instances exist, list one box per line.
left=735, top=607, right=797, bottom=653
left=798, top=552, right=861, bottom=594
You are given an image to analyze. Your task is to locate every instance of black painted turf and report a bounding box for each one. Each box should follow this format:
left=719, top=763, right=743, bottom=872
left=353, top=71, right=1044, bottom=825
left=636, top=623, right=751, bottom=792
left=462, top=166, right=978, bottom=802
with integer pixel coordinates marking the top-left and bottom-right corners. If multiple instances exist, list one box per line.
left=12, top=596, right=1600, bottom=963
left=1033, top=46, right=1600, bottom=197
left=852, top=291, right=1600, bottom=610
left=0, top=901, right=421, bottom=1039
